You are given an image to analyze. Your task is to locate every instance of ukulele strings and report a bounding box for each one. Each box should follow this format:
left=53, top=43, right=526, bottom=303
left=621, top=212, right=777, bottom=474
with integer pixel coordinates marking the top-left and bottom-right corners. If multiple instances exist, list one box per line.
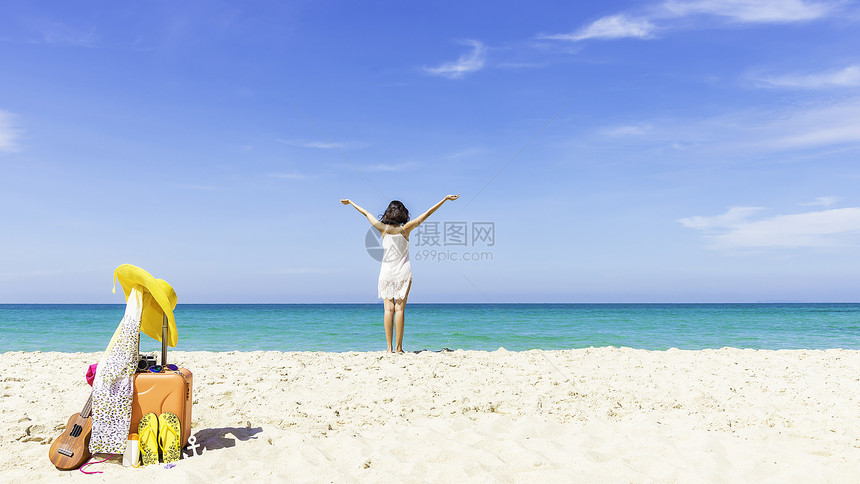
left=57, top=407, right=79, bottom=456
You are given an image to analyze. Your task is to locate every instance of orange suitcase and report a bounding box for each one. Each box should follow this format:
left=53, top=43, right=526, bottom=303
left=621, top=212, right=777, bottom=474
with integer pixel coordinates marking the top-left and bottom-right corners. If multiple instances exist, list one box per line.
left=129, top=314, right=193, bottom=447
left=129, top=368, right=193, bottom=447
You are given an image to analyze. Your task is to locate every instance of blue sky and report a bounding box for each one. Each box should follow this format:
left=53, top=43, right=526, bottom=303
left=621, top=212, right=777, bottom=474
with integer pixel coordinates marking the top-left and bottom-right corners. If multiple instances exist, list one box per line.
left=1, top=0, right=859, bottom=303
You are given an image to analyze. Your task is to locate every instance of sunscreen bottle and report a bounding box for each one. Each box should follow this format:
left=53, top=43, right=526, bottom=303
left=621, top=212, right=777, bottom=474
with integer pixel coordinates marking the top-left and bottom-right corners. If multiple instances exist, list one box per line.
left=123, top=433, right=140, bottom=467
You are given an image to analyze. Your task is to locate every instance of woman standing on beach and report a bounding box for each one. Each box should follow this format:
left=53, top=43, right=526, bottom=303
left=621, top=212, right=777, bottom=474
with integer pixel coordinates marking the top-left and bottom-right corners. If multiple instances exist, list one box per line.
left=341, top=195, right=459, bottom=353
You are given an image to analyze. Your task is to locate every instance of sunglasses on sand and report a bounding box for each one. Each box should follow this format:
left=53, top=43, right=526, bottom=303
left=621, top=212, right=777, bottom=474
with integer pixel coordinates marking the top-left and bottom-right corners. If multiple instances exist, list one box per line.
left=148, top=364, right=179, bottom=373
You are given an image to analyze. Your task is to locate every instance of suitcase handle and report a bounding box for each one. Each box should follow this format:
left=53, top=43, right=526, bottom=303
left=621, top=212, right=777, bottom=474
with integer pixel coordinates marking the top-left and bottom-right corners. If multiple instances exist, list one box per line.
left=161, top=312, right=168, bottom=367
left=135, top=312, right=170, bottom=367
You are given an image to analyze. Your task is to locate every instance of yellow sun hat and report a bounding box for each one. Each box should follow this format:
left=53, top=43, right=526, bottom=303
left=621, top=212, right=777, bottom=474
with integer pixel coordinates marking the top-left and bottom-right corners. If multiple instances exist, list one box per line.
left=112, top=264, right=178, bottom=347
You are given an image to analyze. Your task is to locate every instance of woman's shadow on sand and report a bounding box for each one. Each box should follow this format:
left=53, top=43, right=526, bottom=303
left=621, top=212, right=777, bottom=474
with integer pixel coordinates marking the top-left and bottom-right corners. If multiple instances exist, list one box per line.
left=189, top=426, right=263, bottom=452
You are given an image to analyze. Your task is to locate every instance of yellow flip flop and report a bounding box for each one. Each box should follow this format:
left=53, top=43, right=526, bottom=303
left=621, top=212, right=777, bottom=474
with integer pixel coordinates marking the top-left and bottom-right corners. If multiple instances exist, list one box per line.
left=138, top=413, right=160, bottom=466
left=158, top=412, right=182, bottom=464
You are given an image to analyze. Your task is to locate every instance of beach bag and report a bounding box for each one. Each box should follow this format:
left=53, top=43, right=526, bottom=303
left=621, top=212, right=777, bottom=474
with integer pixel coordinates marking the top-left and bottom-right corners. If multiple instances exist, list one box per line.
left=129, top=313, right=193, bottom=448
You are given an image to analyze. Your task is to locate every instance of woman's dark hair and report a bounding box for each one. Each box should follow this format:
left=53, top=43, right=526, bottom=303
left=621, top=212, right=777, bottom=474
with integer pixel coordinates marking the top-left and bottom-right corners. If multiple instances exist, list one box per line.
left=379, top=200, right=410, bottom=225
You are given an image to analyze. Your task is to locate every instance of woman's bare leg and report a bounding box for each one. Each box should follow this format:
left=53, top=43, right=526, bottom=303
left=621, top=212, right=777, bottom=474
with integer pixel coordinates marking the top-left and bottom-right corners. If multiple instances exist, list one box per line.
left=394, top=280, right=412, bottom=353
left=383, top=298, right=395, bottom=352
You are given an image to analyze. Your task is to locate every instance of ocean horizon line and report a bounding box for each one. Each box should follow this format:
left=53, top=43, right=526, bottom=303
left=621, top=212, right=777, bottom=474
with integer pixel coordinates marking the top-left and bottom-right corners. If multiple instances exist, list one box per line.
left=3, top=302, right=858, bottom=353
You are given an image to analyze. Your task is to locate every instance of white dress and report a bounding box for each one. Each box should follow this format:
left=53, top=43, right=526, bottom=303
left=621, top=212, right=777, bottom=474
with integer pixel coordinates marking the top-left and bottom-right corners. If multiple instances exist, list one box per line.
left=378, top=233, right=412, bottom=300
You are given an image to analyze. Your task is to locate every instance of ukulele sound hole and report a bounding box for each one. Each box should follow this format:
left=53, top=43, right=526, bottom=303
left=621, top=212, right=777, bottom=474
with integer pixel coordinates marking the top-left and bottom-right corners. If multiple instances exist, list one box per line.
left=70, top=424, right=83, bottom=438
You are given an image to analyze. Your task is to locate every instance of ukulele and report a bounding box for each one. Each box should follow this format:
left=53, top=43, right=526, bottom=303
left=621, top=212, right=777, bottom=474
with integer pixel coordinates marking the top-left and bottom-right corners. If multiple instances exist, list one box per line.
left=48, top=393, right=93, bottom=470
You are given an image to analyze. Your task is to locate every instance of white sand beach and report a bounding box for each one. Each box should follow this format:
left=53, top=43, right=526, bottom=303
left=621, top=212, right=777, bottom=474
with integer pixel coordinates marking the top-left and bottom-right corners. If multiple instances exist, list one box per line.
left=2, top=348, right=859, bottom=483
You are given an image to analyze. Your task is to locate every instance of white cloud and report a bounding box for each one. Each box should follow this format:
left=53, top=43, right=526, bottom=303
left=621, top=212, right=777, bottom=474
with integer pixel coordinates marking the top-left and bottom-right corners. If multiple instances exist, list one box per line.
left=678, top=206, right=765, bottom=230
left=662, top=0, right=835, bottom=22
left=445, top=147, right=486, bottom=159
left=39, top=24, right=99, bottom=47
left=542, top=14, right=656, bottom=41
left=754, top=65, right=860, bottom=89
left=800, top=196, right=839, bottom=207
left=424, top=40, right=487, bottom=79
left=761, top=99, right=860, bottom=151
left=596, top=97, right=860, bottom=156
left=304, top=141, right=340, bottom=149
left=0, top=110, right=21, bottom=153
left=15, top=19, right=100, bottom=48
left=680, top=206, right=860, bottom=249
left=544, top=0, right=836, bottom=43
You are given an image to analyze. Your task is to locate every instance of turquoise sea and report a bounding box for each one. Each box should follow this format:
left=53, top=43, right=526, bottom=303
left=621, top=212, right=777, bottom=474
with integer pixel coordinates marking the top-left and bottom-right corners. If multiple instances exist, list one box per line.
left=2, top=303, right=859, bottom=353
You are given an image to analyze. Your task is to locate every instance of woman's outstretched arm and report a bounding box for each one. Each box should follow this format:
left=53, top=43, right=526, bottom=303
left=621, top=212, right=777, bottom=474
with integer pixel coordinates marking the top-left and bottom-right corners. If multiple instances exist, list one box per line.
left=403, top=194, right=459, bottom=234
left=341, top=199, right=386, bottom=232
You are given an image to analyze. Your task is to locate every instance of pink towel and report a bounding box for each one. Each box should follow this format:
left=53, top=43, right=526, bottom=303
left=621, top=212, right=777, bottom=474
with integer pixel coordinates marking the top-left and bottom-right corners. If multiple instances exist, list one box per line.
left=86, top=363, right=98, bottom=387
